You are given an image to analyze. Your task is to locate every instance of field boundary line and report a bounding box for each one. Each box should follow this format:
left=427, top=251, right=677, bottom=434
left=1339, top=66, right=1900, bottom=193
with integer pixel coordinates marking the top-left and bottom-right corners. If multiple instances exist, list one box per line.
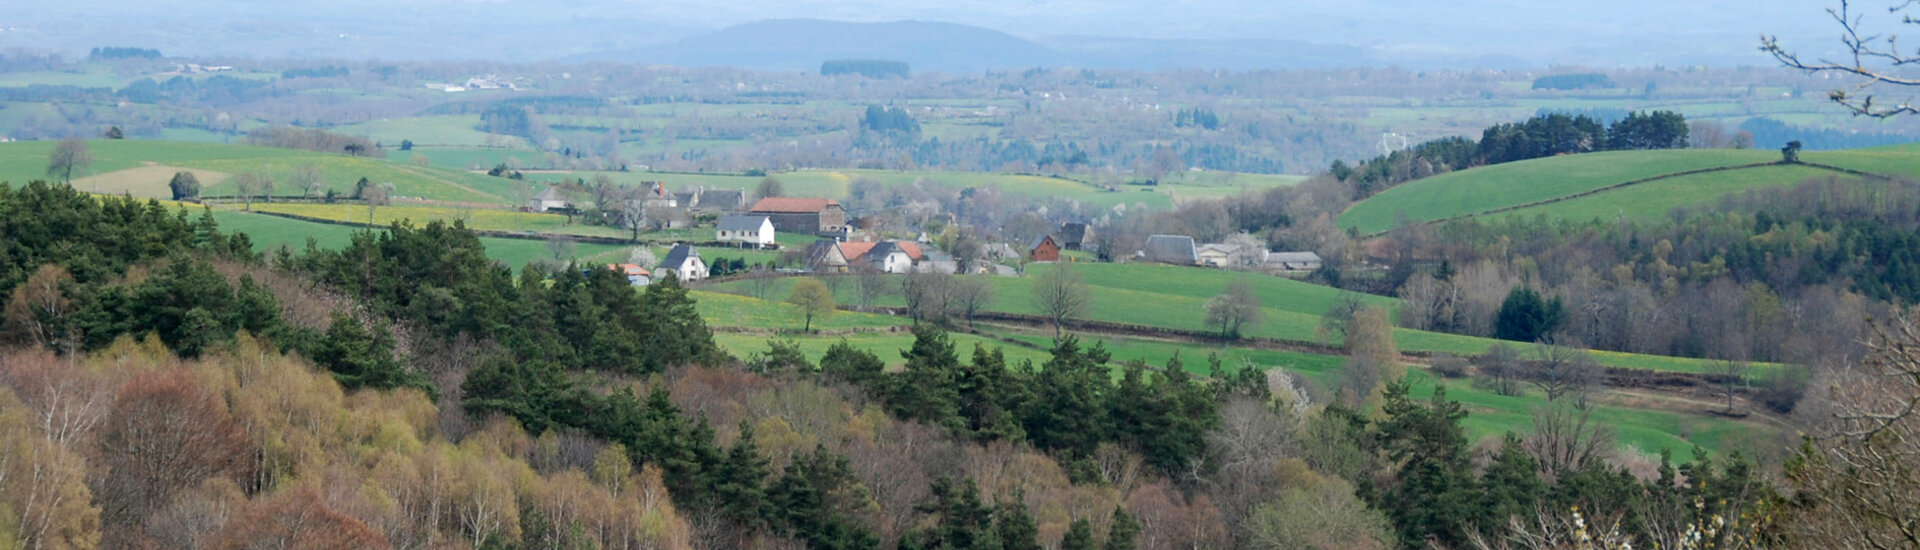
left=1361, top=160, right=1894, bottom=238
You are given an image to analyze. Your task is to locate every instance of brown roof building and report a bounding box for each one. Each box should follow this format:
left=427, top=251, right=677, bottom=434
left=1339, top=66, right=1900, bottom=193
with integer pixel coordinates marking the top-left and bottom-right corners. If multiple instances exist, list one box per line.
left=748, top=197, right=846, bottom=235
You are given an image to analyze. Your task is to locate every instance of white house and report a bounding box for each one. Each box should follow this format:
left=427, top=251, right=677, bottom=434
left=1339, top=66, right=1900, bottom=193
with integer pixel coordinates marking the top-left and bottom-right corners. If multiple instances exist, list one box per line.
left=529, top=187, right=570, bottom=212
left=716, top=215, right=776, bottom=247
left=659, top=244, right=708, bottom=281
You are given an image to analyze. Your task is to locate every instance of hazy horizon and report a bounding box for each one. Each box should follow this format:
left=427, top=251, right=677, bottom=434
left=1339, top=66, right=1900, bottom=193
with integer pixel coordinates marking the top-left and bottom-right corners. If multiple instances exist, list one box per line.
left=0, top=1, right=1850, bottom=69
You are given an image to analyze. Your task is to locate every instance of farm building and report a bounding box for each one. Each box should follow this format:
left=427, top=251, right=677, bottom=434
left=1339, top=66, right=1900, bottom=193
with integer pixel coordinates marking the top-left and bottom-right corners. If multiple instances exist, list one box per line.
left=1141, top=235, right=1198, bottom=265
left=606, top=263, right=652, bottom=286
left=694, top=189, right=744, bottom=212
left=1058, top=222, right=1094, bottom=251
left=1028, top=235, right=1062, bottom=262
left=643, top=182, right=677, bottom=209
left=716, top=215, right=776, bottom=246
left=1264, top=251, right=1324, bottom=272
left=831, top=240, right=922, bottom=274
left=659, top=244, right=708, bottom=281
left=749, top=197, right=846, bottom=234
left=805, top=240, right=850, bottom=272
left=1196, top=243, right=1256, bottom=268
left=528, top=187, right=570, bottom=212
left=864, top=242, right=918, bottom=274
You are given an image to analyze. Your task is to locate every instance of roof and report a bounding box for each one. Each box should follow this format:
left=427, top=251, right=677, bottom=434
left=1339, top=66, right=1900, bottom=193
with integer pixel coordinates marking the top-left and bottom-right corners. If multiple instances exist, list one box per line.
left=750, top=197, right=841, bottom=213
left=1029, top=234, right=1059, bottom=251
left=1266, top=251, right=1323, bottom=264
left=532, top=187, right=563, bottom=201
left=608, top=263, right=651, bottom=277
left=870, top=241, right=913, bottom=260
left=1143, top=235, right=1197, bottom=263
left=701, top=189, right=744, bottom=208
left=1059, top=222, right=1091, bottom=243
left=1197, top=243, right=1240, bottom=256
left=647, top=181, right=670, bottom=197
left=717, top=215, right=771, bottom=231
left=838, top=241, right=877, bottom=261
left=661, top=244, right=700, bottom=269
left=894, top=241, right=925, bottom=260
left=806, top=239, right=848, bottom=265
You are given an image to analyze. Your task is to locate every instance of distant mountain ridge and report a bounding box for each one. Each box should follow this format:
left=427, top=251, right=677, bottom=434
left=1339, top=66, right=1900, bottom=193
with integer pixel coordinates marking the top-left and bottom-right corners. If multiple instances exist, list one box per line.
left=573, top=19, right=1066, bottom=73
left=571, top=19, right=1397, bottom=73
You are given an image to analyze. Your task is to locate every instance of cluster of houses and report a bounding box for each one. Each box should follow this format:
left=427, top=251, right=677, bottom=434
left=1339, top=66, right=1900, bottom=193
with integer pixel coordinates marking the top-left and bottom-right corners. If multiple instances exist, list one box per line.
left=527, top=182, right=750, bottom=229
left=1138, top=234, right=1323, bottom=273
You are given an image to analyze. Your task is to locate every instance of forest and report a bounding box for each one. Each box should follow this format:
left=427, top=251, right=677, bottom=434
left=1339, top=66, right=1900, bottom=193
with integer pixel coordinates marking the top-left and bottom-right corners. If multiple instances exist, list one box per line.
left=8, top=179, right=1912, bottom=549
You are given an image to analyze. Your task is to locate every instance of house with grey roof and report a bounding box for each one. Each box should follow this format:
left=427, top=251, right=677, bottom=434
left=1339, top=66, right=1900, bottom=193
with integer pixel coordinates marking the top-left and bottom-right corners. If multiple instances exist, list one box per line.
left=659, top=244, right=708, bottom=281
left=528, top=187, right=570, bottom=212
left=716, top=215, right=776, bottom=247
left=1058, top=222, right=1094, bottom=251
left=1141, top=235, right=1198, bottom=265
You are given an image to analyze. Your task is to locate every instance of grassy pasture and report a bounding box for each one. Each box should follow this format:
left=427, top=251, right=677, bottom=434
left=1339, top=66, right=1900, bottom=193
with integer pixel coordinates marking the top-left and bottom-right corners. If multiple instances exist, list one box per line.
left=0, top=140, right=518, bottom=205
left=695, top=289, right=1768, bottom=461
left=207, top=209, right=627, bottom=269
left=1492, top=164, right=1856, bottom=223
left=1339, top=149, right=1778, bottom=234
left=336, top=115, right=518, bottom=148
left=701, top=263, right=1751, bottom=376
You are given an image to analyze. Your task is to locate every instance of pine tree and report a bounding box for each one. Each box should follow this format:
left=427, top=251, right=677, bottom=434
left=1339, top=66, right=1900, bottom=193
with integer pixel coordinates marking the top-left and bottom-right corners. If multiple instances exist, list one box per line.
left=1060, top=519, right=1097, bottom=550
left=1104, top=507, right=1140, bottom=550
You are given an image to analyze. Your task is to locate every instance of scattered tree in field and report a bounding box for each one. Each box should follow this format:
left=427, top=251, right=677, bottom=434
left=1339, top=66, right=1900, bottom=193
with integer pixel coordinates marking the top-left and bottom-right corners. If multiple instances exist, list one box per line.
left=1765, top=1, right=1920, bottom=117
left=787, top=278, right=835, bottom=333
left=1317, top=291, right=1368, bottom=343
left=290, top=164, right=324, bottom=198
left=755, top=176, right=785, bottom=200
left=949, top=277, right=994, bottom=327
left=399, top=139, right=414, bottom=150
left=1527, top=344, right=1603, bottom=406
left=855, top=265, right=890, bottom=311
left=1522, top=402, right=1615, bottom=476
left=1714, top=359, right=1750, bottom=415
left=362, top=182, right=391, bottom=224
left=545, top=235, right=576, bottom=262
left=103, top=125, right=124, bottom=139
left=1471, top=343, right=1524, bottom=397
left=46, top=137, right=91, bottom=185
left=1205, top=279, right=1263, bottom=338
left=234, top=172, right=270, bottom=210
left=168, top=171, right=200, bottom=201
left=1034, top=263, right=1091, bottom=337
left=1781, top=139, right=1803, bottom=164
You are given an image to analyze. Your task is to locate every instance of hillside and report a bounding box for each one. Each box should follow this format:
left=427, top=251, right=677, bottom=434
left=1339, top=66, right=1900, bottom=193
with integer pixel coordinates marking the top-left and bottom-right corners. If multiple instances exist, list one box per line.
left=1338, top=149, right=1778, bottom=234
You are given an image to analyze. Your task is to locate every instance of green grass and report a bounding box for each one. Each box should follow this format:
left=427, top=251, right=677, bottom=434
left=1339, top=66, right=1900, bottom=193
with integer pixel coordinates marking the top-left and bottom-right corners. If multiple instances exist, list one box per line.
left=1494, top=164, right=1855, bottom=222
left=336, top=115, right=521, bottom=148
left=1340, top=149, right=1779, bottom=234
left=703, top=262, right=1747, bottom=375
left=1803, top=148, right=1920, bottom=180
left=0, top=140, right=521, bottom=205
left=208, top=209, right=627, bottom=269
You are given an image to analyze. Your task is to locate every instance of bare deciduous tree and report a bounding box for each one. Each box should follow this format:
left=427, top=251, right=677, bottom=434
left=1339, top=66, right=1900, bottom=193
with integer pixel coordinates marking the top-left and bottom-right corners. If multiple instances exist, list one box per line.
left=949, top=277, right=994, bottom=328
left=46, top=138, right=92, bottom=185
left=1764, top=0, right=1920, bottom=117
left=1205, top=279, right=1263, bottom=338
left=1522, top=403, right=1615, bottom=476
left=1528, top=344, right=1603, bottom=406
left=290, top=164, right=324, bottom=198
left=1033, top=263, right=1090, bottom=337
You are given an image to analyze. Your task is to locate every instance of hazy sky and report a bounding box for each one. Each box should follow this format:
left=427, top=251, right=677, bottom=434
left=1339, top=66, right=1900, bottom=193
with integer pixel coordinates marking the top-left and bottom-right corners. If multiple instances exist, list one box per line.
left=0, top=0, right=1853, bottom=66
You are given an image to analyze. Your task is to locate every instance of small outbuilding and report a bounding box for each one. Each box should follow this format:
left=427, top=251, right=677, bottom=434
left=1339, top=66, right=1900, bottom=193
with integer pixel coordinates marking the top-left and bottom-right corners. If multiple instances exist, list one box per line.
left=1028, top=235, right=1062, bottom=262
left=1142, top=235, right=1198, bottom=265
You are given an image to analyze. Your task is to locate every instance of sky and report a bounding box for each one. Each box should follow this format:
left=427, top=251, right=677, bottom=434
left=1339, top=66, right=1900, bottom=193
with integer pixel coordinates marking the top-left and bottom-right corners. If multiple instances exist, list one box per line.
left=0, top=0, right=1855, bottom=67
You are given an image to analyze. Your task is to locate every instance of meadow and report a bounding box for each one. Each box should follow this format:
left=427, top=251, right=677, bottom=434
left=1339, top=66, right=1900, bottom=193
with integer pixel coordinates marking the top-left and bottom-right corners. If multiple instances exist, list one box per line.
left=1492, top=163, right=1857, bottom=223
left=1338, top=149, right=1779, bottom=234
left=0, top=140, right=519, bottom=204
left=695, top=289, right=1774, bottom=461
left=208, top=209, right=630, bottom=269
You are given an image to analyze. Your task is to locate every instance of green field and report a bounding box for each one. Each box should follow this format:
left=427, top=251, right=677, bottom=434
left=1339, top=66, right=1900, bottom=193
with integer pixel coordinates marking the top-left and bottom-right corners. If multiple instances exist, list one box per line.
left=702, top=263, right=1745, bottom=375
left=209, top=209, right=628, bottom=269
left=695, top=289, right=1768, bottom=461
left=336, top=115, right=522, bottom=148
left=1494, top=164, right=1856, bottom=222
left=0, top=140, right=522, bottom=205
left=1339, top=149, right=1779, bottom=234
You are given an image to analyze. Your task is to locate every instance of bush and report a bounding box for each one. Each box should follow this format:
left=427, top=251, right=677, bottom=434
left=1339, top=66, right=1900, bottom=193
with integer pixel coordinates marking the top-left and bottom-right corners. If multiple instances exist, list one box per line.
left=1429, top=354, right=1470, bottom=379
left=1754, top=365, right=1811, bottom=414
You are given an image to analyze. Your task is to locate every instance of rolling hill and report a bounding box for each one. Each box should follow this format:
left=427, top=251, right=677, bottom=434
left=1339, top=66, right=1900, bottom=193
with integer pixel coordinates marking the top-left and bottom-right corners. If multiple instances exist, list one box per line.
left=1337, top=145, right=1920, bottom=234
left=0, top=140, right=520, bottom=205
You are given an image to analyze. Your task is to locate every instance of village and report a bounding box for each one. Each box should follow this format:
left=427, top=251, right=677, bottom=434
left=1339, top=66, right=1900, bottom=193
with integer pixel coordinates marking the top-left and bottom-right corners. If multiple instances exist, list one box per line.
left=525, top=180, right=1324, bottom=286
